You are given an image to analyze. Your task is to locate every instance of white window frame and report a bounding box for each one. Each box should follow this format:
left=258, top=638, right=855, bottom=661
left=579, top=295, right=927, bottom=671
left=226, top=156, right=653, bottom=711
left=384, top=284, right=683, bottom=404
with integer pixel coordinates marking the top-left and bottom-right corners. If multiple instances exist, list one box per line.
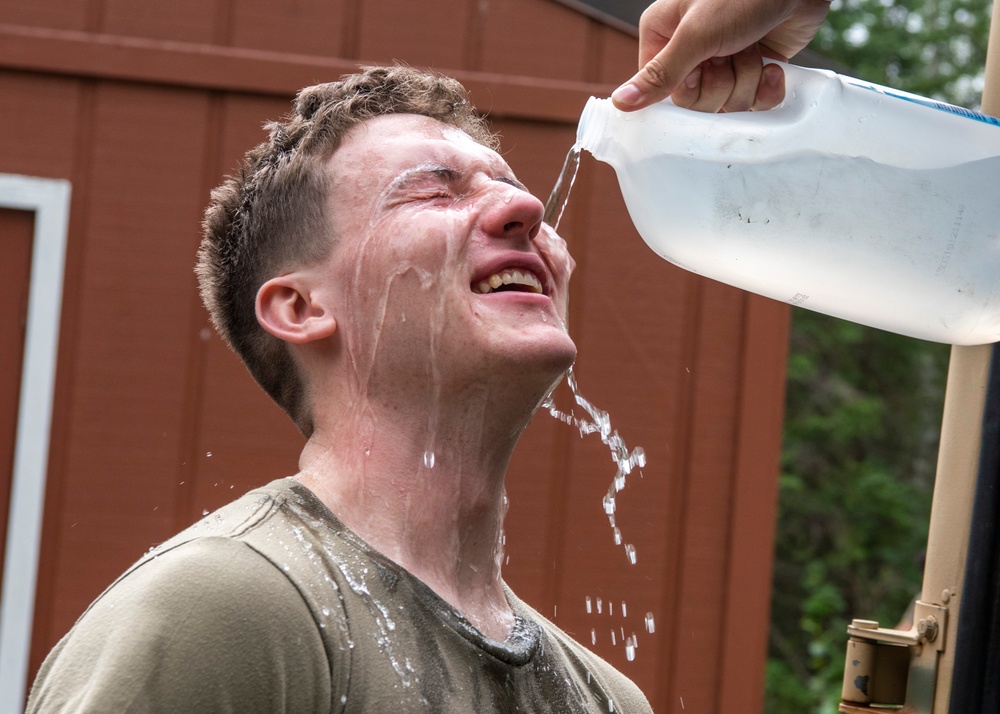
left=0, top=174, right=71, bottom=710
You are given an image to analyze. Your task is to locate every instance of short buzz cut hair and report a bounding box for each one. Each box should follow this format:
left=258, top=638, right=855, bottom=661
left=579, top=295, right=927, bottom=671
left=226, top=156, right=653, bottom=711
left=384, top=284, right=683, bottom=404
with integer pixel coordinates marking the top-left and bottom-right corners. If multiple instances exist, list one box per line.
left=196, top=66, right=496, bottom=436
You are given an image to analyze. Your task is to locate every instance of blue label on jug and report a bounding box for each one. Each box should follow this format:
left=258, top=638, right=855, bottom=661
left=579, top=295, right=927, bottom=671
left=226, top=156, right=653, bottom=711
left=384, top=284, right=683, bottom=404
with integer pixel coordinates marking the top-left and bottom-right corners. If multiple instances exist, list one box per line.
left=847, top=79, right=1000, bottom=127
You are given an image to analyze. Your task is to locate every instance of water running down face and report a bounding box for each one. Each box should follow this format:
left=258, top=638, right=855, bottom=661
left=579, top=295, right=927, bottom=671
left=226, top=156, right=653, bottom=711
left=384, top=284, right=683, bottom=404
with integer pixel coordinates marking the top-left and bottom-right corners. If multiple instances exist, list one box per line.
left=315, top=113, right=577, bottom=409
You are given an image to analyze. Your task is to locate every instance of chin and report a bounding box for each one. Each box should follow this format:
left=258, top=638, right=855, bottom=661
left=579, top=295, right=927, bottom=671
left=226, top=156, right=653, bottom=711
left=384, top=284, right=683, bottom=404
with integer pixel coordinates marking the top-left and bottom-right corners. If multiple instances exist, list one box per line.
left=550, top=341, right=578, bottom=373
left=519, top=330, right=577, bottom=372
left=520, top=339, right=578, bottom=392
left=469, top=326, right=577, bottom=392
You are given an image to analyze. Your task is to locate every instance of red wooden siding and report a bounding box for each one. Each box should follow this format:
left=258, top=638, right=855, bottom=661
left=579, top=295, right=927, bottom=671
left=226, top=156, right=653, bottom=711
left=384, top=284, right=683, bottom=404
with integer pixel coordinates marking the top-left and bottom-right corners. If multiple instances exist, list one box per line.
left=0, top=1, right=790, bottom=711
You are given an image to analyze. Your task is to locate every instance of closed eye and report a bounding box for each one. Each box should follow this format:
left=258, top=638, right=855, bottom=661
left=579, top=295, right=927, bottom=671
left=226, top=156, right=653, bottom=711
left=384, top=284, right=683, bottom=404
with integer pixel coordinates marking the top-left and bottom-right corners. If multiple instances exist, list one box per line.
left=385, top=166, right=461, bottom=204
left=418, top=190, right=454, bottom=200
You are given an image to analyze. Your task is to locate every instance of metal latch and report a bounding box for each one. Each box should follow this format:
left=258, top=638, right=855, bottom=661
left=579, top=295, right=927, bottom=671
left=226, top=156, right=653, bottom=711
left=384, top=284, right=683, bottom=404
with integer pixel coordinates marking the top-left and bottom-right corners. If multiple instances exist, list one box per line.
left=839, top=601, right=948, bottom=711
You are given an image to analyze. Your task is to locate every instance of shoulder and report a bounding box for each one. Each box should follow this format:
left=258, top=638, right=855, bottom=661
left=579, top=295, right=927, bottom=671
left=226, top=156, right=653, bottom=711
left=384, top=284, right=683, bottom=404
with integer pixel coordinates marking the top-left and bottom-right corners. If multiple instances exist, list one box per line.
left=119, top=535, right=309, bottom=618
left=28, top=536, right=332, bottom=713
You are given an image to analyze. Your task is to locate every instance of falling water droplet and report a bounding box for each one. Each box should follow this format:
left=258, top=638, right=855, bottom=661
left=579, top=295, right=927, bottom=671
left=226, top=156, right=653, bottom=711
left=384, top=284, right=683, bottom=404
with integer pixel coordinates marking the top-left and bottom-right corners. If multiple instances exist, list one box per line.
left=603, top=493, right=616, bottom=515
left=422, top=451, right=436, bottom=468
left=585, top=596, right=592, bottom=614
left=621, top=601, right=627, bottom=618
left=625, top=544, right=637, bottom=565
left=545, top=365, right=644, bottom=566
left=645, top=612, right=656, bottom=633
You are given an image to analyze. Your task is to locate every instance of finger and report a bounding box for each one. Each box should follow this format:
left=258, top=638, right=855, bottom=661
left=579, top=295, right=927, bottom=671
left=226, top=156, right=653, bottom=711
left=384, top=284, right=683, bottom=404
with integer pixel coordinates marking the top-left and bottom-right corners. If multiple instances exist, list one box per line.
left=613, top=12, right=713, bottom=111
left=721, top=45, right=764, bottom=112
left=635, top=2, right=682, bottom=67
left=687, top=56, right=735, bottom=113
left=612, top=52, right=680, bottom=111
left=669, top=65, right=702, bottom=109
left=752, top=63, right=785, bottom=110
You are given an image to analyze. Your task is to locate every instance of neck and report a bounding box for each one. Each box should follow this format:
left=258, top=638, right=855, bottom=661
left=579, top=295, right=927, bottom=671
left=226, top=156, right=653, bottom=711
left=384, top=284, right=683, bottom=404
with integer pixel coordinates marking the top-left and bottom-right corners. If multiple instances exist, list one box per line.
left=298, top=382, right=540, bottom=641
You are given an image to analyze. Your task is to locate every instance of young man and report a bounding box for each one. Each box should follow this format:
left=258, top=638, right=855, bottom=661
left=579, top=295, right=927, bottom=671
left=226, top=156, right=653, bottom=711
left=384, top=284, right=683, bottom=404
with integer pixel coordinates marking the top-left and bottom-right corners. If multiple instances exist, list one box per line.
left=28, top=66, right=652, bottom=712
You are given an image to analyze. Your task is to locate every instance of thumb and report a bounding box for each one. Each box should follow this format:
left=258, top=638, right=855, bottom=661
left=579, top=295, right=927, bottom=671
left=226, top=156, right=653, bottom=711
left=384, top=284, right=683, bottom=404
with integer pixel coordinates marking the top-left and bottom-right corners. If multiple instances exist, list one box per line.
left=612, top=39, right=704, bottom=111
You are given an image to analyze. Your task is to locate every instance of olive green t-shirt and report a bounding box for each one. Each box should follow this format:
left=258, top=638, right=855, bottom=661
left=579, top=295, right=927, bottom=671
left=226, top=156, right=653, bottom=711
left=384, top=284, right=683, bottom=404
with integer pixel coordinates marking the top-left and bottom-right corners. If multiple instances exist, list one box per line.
left=28, top=478, right=652, bottom=713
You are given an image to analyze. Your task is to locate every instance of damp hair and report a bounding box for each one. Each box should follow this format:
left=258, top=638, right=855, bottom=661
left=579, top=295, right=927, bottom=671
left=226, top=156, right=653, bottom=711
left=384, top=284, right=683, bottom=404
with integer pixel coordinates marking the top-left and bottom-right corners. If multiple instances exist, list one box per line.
left=196, top=66, right=496, bottom=437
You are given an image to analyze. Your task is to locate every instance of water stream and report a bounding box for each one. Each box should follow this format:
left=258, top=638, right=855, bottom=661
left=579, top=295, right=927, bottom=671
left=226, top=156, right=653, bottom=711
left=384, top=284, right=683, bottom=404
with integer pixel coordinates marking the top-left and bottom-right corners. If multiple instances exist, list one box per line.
left=543, top=145, right=654, bottom=660
left=543, top=145, right=581, bottom=230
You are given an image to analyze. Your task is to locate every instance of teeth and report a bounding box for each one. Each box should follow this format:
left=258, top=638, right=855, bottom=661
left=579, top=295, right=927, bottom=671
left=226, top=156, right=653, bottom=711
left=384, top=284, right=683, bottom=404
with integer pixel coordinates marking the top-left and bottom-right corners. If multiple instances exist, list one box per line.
left=473, top=269, right=543, bottom=295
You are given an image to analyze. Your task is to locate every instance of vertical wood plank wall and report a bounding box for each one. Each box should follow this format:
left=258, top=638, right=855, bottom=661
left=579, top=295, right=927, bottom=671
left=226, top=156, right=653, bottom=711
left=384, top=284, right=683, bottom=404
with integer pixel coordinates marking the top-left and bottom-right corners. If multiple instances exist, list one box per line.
left=0, top=1, right=791, bottom=711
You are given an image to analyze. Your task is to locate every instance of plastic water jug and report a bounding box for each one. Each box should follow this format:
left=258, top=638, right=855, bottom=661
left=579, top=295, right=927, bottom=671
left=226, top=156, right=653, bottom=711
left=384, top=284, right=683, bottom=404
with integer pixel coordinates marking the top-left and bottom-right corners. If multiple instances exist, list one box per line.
left=576, top=62, right=1000, bottom=345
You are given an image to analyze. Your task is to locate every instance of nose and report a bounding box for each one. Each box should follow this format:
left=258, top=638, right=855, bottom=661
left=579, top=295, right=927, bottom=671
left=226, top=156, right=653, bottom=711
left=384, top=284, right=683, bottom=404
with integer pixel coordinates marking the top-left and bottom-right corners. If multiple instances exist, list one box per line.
left=480, top=183, right=545, bottom=242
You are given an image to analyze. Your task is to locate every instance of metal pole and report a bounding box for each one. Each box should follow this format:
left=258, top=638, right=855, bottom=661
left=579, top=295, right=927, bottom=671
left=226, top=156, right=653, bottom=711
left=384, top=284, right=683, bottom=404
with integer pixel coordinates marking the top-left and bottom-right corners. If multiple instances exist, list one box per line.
left=947, top=347, right=1000, bottom=712
left=914, top=345, right=990, bottom=713
left=914, top=10, right=1000, bottom=711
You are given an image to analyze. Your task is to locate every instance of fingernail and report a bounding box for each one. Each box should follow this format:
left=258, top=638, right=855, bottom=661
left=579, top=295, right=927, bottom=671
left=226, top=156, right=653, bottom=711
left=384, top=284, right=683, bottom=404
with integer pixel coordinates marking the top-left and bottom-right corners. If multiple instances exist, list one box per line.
left=764, top=65, right=782, bottom=86
left=612, top=82, right=642, bottom=107
left=684, top=67, right=701, bottom=89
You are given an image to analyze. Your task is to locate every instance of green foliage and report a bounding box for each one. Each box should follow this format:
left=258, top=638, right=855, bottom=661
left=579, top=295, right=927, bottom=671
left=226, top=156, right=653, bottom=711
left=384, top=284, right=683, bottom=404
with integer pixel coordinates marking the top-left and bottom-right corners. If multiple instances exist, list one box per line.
left=766, top=3, right=990, bottom=709
left=813, top=0, right=993, bottom=106
left=767, top=312, right=949, bottom=712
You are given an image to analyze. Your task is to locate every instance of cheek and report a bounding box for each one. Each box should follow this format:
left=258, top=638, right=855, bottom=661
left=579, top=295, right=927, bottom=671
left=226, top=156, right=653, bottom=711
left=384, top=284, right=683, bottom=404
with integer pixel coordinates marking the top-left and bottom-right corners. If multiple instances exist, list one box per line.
left=534, top=228, right=574, bottom=318
left=536, top=228, right=574, bottom=279
left=342, top=216, right=473, bottom=330
left=377, top=211, right=472, bottom=288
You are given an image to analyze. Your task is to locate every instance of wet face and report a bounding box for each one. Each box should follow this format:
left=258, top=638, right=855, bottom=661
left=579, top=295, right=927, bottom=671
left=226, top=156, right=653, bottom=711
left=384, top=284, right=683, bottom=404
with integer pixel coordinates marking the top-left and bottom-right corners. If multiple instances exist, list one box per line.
left=317, top=114, right=577, bottom=403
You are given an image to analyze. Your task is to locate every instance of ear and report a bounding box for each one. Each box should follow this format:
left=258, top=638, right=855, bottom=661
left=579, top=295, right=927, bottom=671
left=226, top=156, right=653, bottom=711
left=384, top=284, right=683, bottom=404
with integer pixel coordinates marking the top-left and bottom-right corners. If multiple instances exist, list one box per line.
left=256, top=274, right=337, bottom=344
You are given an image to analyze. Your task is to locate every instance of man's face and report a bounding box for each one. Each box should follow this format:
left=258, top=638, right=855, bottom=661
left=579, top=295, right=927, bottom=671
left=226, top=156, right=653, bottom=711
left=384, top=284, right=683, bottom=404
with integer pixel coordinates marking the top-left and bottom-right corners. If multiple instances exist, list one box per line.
left=318, top=113, right=577, bottom=402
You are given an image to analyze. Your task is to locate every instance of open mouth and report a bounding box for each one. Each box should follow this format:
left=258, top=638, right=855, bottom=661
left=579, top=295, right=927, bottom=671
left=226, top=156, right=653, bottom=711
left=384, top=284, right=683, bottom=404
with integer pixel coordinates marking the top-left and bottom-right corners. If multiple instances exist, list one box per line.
left=472, top=268, right=544, bottom=295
